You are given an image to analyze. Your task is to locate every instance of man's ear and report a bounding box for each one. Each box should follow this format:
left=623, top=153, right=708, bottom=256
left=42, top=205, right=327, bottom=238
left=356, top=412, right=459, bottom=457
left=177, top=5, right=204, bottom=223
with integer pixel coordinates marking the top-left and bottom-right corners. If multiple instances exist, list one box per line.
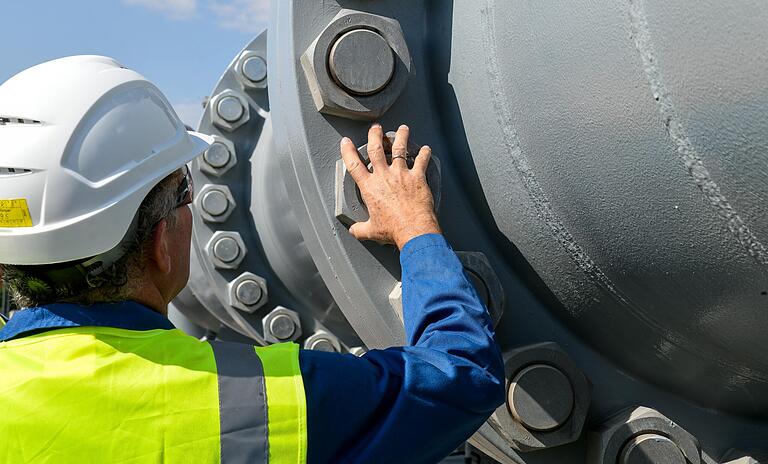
left=149, top=218, right=172, bottom=275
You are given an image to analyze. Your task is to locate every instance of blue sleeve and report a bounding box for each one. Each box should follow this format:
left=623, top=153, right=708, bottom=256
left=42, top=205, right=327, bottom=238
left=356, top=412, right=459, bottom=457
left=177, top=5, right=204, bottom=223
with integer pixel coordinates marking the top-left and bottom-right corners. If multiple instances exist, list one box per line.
left=300, top=234, right=506, bottom=464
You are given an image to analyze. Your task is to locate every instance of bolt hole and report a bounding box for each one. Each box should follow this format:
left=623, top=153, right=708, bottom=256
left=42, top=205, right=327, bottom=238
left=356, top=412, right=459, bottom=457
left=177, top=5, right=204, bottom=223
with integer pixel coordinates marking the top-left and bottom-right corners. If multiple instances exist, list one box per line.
left=761, top=291, right=767, bottom=296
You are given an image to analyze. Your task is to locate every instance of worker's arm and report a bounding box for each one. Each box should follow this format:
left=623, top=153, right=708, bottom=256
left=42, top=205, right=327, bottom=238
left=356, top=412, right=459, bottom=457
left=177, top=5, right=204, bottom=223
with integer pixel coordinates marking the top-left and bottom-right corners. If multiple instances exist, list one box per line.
left=299, top=125, right=506, bottom=463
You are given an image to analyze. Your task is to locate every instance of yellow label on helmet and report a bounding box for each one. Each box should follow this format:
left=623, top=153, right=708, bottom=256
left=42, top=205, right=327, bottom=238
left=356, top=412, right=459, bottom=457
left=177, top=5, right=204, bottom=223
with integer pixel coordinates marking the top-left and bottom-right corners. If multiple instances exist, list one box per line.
left=0, top=199, right=33, bottom=227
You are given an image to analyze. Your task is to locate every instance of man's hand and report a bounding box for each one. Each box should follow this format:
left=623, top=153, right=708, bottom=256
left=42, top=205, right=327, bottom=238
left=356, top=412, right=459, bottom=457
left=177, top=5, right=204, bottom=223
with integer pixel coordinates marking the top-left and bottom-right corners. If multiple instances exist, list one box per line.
left=340, top=124, right=441, bottom=250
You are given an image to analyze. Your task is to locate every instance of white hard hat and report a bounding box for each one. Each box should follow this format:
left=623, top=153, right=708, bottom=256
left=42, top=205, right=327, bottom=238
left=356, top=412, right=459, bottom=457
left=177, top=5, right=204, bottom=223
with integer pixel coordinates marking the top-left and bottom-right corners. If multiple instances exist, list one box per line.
left=0, top=55, right=213, bottom=265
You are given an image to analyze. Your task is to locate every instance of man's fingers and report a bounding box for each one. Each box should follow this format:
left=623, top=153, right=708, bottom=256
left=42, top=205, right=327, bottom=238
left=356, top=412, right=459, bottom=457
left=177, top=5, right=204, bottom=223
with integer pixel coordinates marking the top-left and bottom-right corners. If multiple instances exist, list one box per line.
left=391, top=124, right=409, bottom=170
left=340, top=137, right=369, bottom=184
left=367, top=124, right=387, bottom=172
left=349, top=220, right=374, bottom=241
left=413, top=145, right=432, bottom=174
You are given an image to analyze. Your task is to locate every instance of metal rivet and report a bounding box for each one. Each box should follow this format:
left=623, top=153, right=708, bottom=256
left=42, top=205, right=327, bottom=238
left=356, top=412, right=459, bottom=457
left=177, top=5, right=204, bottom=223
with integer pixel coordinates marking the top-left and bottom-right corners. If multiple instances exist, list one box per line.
left=308, top=338, right=336, bottom=352
left=212, top=237, right=240, bottom=264
left=201, top=190, right=229, bottom=217
left=620, top=434, right=686, bottom=464
left=268, top=314, right=297, bottom=340
left=509, top=364, right=574, bottom=432
left=216, top=96, right=245, bottom=122
left=204, top=142, right=232, bottom=169
left=235, top=280, right=263, bottom=307
left=242, top=56, right=267, bottom=83
left=329, top=29, right=394, bottom=96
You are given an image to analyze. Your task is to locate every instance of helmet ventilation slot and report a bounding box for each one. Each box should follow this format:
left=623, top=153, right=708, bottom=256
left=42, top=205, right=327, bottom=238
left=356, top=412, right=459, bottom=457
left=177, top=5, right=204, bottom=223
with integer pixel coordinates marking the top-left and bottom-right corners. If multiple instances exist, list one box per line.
left=0, top=167, right=33, bottom=176
left=0, top=117, right=41, bottom=125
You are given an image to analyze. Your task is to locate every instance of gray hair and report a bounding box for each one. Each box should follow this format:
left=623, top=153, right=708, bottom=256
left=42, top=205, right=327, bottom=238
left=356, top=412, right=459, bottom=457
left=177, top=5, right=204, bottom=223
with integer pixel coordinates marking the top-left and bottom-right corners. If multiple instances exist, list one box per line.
left=0, top=170, right=183, bottom=308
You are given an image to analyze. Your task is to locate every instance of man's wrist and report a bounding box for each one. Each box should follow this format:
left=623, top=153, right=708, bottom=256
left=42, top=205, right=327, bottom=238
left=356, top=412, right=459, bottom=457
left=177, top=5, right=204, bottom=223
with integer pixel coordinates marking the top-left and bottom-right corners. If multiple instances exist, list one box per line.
left=395, top=223, right=442, bottom=250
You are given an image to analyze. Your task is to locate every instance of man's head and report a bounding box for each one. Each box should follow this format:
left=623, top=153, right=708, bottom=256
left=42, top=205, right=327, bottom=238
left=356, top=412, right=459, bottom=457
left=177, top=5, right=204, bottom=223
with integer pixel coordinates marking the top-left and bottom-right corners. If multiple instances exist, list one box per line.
left=0, top=56, right=212, bottom=312
left=1, top=166, right=194, bottom=313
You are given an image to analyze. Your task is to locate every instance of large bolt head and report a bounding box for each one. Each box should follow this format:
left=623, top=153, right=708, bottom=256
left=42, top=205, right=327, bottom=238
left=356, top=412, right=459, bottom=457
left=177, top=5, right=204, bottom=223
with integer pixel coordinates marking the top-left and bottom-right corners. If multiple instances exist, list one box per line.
left=304, top=331, right=341, bottom=352
left=620, top=434, right=686, bottom=464
left=209, top=89, right=250, bottom=132
left=587, top=406, right=701, bottom=464
left=227, top=272, right=268, bottom=314
left=194, top=184, right=236, bottom=223
left=205, top=231, right=247, bottom=270
left=200, top=135, right=237, bottom=177
left=329, top=29, right=394, bottom=96
left=508, top=364, right=574, bottom=432
left=235, top=50, right=268, bottom=89
left=487, top=342, right=591, bottom=452
left=262, top=306, right=302, bottom=344
left=301, top=10, right=413, bottom=120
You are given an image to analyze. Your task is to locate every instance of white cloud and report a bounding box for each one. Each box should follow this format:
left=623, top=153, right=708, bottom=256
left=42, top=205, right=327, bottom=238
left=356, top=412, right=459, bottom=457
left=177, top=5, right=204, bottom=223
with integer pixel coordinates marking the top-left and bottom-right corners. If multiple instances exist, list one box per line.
left=173, top=101, right=205, bottom=128
left=207, top=0, right=270, bottom=34
left=123, top=0, right=198, bottom=20
left=123, top=0, right=269, bottom=34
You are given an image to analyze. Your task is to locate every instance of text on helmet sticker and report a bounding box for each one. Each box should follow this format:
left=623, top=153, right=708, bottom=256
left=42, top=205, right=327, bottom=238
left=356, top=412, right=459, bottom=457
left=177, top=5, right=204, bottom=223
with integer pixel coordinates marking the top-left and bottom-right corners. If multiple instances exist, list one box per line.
left=0, top=199, right=33, bottom=227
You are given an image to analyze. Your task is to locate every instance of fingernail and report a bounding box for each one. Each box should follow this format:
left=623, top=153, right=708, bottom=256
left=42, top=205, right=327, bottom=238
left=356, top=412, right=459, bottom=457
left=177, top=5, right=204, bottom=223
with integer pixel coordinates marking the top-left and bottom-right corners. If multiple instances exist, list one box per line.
left=371, top=123, right=382, bottom=129
left=340, top=137, right=351, bottom=145
left=399, top=124, right=409, bottom=130
left=423, top=145, right=431, bottom=150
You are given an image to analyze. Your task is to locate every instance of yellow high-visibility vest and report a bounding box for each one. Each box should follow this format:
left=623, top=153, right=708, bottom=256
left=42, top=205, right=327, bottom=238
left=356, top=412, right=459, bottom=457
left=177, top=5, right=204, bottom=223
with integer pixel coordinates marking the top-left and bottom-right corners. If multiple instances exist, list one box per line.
left=0, top=326, right=307, bottom=463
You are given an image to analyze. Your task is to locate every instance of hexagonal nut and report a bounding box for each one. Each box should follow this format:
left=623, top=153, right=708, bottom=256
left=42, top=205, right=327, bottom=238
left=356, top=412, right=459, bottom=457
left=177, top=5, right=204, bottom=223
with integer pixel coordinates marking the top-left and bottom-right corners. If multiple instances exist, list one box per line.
left=388, top=282, right=403, bottom=323
left=209, top=89, right=250, bottom=132
left=487, top=342, right=591, bottom=452
left=235, top=50, right=268, bottom=89
left=199, top=135, right=237, bottom=177
left=304, top=330, right=341, bottom=353
left=720, top=450, right=768, bottom=464
left=194, top=184, right=236, bottom=223
left=587, top=406, right=701, bottom=464
left=262, top=306, right=302, bottom=344
left=456, top=251, right=505, bottom=328
left=227, top=272, right=268, bottom=314
left=348, top=346, right=368, bottom=357
left=300, top=10, right=413, bottom=121
left=335, top=132, right=441, bottom=226
left=205, top=231, right=247, bottom=270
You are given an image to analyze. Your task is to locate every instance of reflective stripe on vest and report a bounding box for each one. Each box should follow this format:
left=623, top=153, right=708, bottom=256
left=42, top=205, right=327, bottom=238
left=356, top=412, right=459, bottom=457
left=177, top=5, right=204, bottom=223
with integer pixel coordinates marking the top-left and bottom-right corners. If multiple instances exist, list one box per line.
left=0, top=327, right=307, bottom=463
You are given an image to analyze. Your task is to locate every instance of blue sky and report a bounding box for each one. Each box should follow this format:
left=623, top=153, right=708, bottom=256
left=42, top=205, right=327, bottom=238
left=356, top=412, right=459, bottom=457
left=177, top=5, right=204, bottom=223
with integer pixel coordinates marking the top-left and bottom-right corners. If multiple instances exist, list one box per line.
left=0, top=0, right=269, bottom=126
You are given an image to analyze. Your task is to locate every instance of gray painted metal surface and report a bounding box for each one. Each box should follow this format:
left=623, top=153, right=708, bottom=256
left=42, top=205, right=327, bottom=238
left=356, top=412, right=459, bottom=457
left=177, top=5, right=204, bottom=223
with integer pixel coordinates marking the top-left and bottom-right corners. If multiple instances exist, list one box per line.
left=172, top=1, right=768, bottom=462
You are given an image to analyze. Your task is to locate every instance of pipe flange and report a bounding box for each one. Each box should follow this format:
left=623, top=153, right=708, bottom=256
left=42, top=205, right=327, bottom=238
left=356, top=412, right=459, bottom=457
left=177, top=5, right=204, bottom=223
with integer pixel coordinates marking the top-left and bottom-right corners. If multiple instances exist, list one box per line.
left=262, top=306, right=302, bottom=343
left=205, top=231, right=247, bottom=270
left=300, top=10, right=413, bottom=120
left=194, top=184, right=236, bottom=223
left=210, top=89, right=250, bottom=132
left=335, top=131, right=441, bottom=226
left=234, top=50, right=268, bottom=90
left=304, top=330, right=341, bottom=353
left=587, top=406, right=701, bottom=464
left=488, top=342, right=591, bottom=452
left=199, top=135, right=237, bottom=177
left=227, top=272, right=268, bottom=314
